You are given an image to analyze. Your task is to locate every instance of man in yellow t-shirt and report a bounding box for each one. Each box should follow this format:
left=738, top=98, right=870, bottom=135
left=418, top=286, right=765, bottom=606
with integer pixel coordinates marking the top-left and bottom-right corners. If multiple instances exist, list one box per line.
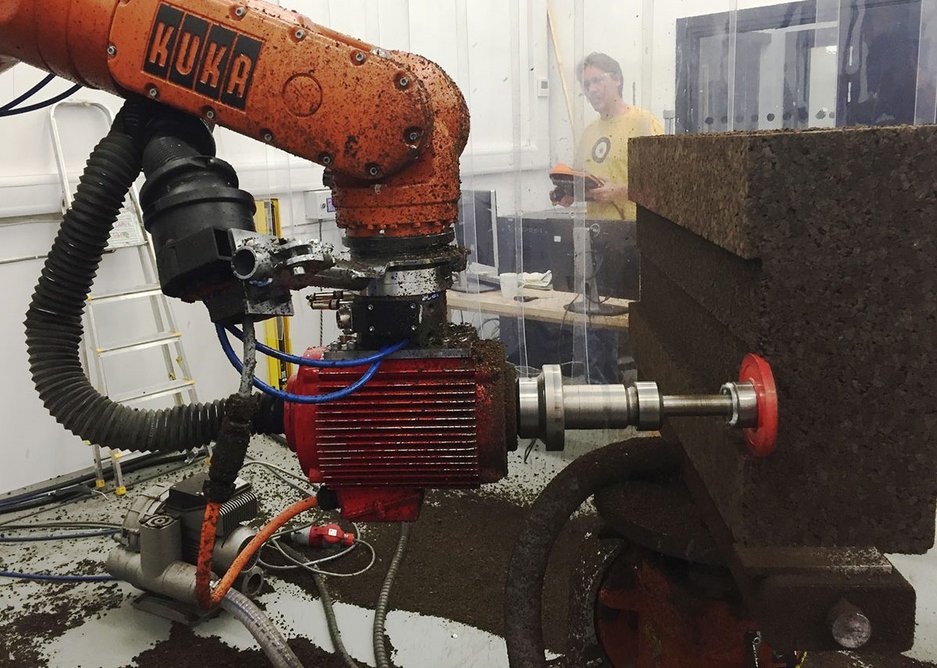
left=552, top=52, right=663, bottom=220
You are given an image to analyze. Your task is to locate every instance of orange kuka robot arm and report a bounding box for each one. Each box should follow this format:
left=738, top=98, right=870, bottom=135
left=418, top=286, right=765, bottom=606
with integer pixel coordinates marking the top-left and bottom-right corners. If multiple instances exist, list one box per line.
left=0, top=0, right=469, bottom=238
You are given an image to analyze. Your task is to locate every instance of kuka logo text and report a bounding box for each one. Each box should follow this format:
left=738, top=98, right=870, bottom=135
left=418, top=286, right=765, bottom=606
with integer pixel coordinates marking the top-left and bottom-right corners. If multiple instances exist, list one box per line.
left=145, top=3, right=262, bottom=110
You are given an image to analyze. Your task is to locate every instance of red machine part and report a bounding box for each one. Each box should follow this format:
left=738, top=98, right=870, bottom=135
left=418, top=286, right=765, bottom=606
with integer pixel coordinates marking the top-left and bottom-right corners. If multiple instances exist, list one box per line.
left=597, top=547, right=787, bottom=668
left=293, top=523, right=355, bottom=548
left=283, top=349, right=512, bottom=521
left=739, top=353, right=778, bottom=457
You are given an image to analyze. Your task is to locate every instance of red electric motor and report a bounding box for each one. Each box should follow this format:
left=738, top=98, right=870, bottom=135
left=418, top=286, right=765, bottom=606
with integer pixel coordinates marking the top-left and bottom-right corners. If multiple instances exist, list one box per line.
left=283, top=338, right=517, bottom=521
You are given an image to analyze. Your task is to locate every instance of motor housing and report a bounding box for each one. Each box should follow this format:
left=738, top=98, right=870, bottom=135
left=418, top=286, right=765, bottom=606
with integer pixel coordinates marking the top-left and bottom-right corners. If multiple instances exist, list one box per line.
left=284, top=337, right=516, bottom=521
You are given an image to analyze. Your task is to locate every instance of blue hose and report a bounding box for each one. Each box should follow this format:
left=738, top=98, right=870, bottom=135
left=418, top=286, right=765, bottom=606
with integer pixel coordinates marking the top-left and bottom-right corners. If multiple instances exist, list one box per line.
left=1, top=73, right=55, bottom=110
left=0, top=490, right=50, bottom=508
left=216, top=325, right=403, bottom=404
left=224, top=325, right=407, bottom=367
left=0, top=529, right=118, bottom=542
left=0, top=84, right=82, bottom=117
left=0, top=570, right=114, bottom=583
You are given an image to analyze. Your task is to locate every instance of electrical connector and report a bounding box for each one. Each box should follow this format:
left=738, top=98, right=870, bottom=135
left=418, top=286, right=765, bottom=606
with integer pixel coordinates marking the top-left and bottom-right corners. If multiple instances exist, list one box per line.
left=290, top=523, right=355, bottom=548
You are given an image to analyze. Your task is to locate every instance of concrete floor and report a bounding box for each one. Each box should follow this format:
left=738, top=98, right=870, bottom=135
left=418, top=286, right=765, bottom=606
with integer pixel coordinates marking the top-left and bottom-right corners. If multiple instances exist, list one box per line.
left=0, top=432, right=605, bottom=667
left=2, top=432, right=936, bottom=667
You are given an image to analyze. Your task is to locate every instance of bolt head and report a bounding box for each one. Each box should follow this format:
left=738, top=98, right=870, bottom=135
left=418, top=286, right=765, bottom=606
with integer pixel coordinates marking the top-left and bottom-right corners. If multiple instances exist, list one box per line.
left=263, top=131, right=274, bottom=142
left=205, top=109, right=216, bottom=120
left=367, top=304, right=374, bottom=311
left=234, top=6, right=246, bottom=17
left=147, top=86, right=159, bottom=98
left=832, top=611, right=872, bottom=649
left=368, top=326, right=375, bottom=333
left=354, top=52, right=366, bottom=63
left=410, top=325, right=418, bottom=331
left=107, top=45, right=117, bottom=57
left=398, top=76, right=410, bottom=88
left=294, top=28, right=306, bottom=40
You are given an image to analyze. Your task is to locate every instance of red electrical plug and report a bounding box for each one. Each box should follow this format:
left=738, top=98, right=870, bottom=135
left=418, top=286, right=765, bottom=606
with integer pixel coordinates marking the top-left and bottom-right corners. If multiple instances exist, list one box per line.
left=291, top=523, right=355, bottom=548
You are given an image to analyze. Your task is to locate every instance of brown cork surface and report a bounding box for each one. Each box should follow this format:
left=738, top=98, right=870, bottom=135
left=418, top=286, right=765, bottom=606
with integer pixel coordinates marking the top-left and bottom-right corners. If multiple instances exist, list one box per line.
left=630, top=125, right=937, bottom=260
left=628, top=126, right=937, bottom=553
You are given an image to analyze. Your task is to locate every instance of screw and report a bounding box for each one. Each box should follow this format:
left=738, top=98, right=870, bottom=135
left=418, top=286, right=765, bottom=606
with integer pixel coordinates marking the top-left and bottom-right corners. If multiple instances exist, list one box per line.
left=262, top=130, right=274, bottom=143
left=294, top=28, right=306, bottom=40
left=410, top=303, right=416, bottom=310
left=234, top=6, right=246, bottom=17
left=147, top=86, right=159, bottom=99
left=368, top=326, right=375, bottom=333
left=205, top=109, right=216, bottom=120
left=398, top=76, right=410, bottom=88
left=319, top=153, right=333, bottom=166
left=353, top=51, right=366, bottom=64
left=366, top=164, right=381, bottom=177
left=107, top=45, right=117, bottom=57
left=405, top=128, right=422, bottom=143
left=828, top=599, right=872, bottom=649
left=410, top=325, right=418, bottom=331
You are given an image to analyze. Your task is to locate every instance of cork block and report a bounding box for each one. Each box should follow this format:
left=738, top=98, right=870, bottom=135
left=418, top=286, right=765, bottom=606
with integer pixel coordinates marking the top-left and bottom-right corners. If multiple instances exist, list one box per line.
left=628, top=126, right=937, bottom=553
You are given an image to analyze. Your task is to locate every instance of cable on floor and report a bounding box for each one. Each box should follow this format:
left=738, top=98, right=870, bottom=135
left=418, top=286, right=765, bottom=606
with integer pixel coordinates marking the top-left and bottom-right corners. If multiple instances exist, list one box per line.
left=274, top=540, right=360, bottom=668
left=0, top=528, right=118, bottom=542
left=266, top=537, right=376, bottom=578
left=0, top=570, right=114, bottom=582
left=373, top=522, right=411, bottom=668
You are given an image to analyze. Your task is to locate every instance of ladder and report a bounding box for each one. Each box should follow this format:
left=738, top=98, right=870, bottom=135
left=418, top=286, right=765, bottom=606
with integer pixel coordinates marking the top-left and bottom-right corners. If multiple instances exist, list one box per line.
left=49, top=100, right=200, bottom=491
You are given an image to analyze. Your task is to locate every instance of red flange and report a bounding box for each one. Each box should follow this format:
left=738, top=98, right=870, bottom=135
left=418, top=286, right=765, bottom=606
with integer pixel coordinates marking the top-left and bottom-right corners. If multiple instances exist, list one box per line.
left=739, top=354, right=778, bottom=456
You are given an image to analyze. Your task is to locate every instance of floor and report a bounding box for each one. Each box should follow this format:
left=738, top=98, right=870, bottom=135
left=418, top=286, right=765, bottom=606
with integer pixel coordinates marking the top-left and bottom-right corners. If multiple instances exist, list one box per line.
left=1, top=432, right=936, bottom=667
left=0, top=432, right=608, bottom=667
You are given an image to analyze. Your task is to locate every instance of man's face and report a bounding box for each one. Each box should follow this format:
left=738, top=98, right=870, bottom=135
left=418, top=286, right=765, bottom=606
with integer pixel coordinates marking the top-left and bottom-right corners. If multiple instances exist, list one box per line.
left=582, top=65, right=619, bottom=114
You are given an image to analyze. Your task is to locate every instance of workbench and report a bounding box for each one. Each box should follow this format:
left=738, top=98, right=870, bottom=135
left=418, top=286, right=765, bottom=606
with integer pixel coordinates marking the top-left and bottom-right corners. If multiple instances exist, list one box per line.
left=446, top=287, right=630, bottom=330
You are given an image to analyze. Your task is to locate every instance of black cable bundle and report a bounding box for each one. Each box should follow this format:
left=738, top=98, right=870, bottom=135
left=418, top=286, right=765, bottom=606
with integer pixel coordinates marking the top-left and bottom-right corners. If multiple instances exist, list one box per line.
left=24, top=98, right=282, bottom=454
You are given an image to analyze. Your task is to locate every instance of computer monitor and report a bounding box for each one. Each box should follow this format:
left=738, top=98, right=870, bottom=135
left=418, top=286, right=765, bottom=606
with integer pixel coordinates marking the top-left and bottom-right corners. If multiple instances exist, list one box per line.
left=496, top=213, right=639, bottom=301
left=454, top=189, right=499, bottom=275
left=563, top=224, right=628, bottom=315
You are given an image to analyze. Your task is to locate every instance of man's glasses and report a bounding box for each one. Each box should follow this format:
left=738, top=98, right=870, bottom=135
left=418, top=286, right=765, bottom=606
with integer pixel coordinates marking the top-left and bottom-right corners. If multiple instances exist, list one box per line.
left=582, top=73, right=610, bottom=89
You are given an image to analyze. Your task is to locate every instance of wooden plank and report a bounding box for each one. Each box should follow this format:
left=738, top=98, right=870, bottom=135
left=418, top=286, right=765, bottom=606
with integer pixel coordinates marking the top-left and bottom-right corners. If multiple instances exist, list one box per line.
left=446, top=288, right=630, bottom=330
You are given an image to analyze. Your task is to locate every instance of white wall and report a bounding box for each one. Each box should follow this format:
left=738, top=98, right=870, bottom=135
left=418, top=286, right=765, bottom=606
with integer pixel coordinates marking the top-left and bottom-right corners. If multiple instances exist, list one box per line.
left=0, top=0, right=554, bottom=494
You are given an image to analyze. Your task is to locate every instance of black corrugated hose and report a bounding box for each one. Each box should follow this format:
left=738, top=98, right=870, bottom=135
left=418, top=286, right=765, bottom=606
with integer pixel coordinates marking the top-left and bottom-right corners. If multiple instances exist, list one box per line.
left=503, top=439, right=681, bottom=668
left=24, top=98, right=281, bottom=454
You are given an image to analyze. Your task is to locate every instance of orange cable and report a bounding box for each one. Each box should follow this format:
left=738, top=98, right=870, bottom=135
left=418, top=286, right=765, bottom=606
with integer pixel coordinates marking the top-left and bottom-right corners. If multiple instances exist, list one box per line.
left=195, top=502, right=222, bottom=609
left=196, top=495, right=320, bottom=609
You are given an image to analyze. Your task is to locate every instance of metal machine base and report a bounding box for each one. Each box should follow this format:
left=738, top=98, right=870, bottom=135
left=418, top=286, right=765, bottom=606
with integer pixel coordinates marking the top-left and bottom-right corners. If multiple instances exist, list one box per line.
left=132, top=592, right=221, bottom=626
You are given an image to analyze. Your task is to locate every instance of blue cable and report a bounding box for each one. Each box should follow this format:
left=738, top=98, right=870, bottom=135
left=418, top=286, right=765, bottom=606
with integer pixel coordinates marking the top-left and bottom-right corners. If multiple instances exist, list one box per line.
left=0, top=484, right=90, bottom=510
left=0, top=491, right=49, bottom=508
left=0, top=529, right=118, bottom=543
left=0, top=84, right=82, bottom=117
left=1, top=73, right=55, bottom=110
left=215, top=325, right=394, bottom=404
left=0, top=570, right=115, bottom=583
left=224, top=325, right=408, bottom=367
